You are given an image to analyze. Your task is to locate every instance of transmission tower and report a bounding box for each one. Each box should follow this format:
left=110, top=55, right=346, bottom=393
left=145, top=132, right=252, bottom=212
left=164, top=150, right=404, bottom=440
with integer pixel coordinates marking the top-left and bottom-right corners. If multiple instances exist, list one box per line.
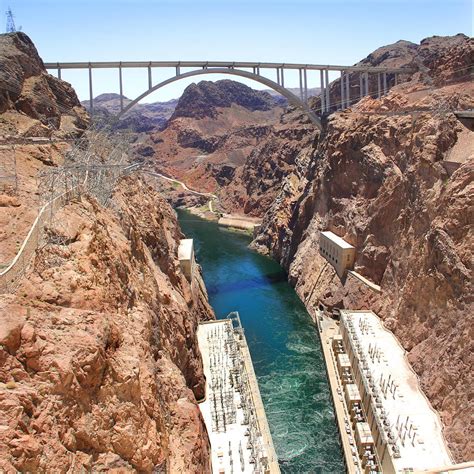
left=6, top=7, right=16, bottom=33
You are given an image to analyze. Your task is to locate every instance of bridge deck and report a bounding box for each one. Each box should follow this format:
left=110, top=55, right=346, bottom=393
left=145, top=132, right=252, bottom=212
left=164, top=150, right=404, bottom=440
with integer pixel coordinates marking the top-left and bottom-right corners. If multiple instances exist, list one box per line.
left=44, top=60, right=414, bottom=74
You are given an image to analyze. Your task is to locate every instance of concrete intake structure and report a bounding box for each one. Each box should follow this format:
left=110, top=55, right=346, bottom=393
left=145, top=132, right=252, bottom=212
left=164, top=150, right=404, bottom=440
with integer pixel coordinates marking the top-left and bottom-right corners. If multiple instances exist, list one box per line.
left=319, top=230, right=356, bottom=277
left=178, top=238, right=195, bottom=281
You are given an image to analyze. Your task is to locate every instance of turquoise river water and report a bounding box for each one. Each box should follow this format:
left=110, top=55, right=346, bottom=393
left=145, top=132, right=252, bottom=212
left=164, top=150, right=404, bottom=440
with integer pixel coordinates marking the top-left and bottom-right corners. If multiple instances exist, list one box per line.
left=178, top=210, right=345, bottom=473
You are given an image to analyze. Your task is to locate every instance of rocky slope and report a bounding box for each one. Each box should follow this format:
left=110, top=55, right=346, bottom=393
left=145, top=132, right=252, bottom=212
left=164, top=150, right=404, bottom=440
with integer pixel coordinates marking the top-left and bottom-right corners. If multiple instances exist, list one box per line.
left=0, top=32, right=88, bottom=137
left=0, top=32, right=89, bottom=267
left=1, top=176, right=214, bottom=472
left=140, top=79, right=285, bottom=211
left=252, top=34, right=474, bottom=461
left=1, top=32, right=214, bottom=472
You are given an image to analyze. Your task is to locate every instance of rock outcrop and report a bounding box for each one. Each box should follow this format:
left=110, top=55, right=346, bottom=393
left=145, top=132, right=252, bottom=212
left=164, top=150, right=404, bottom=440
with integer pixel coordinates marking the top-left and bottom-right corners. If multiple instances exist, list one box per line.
left=141, top=79, right=285, bottom=207
left=170, top=80, right=280, bottom=120
left=0, top=32, right=88, bottom=137
left=1, top=33, right=214, bottom=472
left=252, top=34, right=474, bottom=461
left=0, top=177, right=214, bottom=472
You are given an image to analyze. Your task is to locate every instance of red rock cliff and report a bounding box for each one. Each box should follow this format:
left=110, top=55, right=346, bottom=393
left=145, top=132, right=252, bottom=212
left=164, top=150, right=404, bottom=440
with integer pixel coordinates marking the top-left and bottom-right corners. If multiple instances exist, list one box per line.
left=0, top=33, right=214, bottom=473
left=252, top=34, right=474, bottom=461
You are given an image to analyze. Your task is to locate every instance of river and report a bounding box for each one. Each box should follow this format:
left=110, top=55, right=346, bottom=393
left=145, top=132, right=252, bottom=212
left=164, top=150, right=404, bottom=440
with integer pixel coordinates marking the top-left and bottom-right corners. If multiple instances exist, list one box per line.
left=178, top=210, right=345, bottom=473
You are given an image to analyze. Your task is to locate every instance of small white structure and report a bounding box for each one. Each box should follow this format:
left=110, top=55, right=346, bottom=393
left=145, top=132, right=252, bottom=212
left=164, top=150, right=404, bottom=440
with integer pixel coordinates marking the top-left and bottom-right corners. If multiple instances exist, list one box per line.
left=319, top=231, right=355, bottom=277
left=178, top=238, right=195, bottom=281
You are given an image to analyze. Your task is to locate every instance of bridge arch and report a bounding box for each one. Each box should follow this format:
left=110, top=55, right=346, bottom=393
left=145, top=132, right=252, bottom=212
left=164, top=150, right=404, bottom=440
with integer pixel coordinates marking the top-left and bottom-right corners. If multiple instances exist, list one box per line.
left=117, top=68, right=322, bottom=129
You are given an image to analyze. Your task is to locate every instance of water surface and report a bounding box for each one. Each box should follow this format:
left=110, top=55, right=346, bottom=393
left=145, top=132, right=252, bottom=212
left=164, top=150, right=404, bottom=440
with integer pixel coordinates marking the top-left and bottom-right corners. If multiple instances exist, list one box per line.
left=178, top=210, right=344, bottom=473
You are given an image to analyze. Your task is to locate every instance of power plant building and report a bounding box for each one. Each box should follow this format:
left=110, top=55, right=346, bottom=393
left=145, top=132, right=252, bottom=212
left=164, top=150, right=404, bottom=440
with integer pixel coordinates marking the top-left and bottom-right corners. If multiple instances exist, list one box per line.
left=178, top=238, right=195, bottom=281
left=338, top=310, right=453, bottom=473
left=319, top=231, right=355, bottom=277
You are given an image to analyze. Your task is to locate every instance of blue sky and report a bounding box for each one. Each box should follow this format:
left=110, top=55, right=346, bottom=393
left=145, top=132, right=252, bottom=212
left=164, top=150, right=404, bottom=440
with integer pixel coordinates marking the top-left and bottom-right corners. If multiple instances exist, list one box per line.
left=3, top=0, right=472, bottom=102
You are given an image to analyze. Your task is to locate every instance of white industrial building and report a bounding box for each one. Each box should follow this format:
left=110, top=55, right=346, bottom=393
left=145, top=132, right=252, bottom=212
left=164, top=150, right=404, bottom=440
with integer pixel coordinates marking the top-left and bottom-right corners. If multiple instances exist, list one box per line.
left=319, top=231, right=355, bottom=277
left=178, top=238, right=195, bottom=281
left=339, top=310, right=453, bottom=473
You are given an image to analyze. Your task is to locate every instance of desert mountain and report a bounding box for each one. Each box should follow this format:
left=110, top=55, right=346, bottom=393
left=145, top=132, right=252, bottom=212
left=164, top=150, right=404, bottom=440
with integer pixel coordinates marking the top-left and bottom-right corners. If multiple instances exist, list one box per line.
left=82, top=93, right=178, bottom=132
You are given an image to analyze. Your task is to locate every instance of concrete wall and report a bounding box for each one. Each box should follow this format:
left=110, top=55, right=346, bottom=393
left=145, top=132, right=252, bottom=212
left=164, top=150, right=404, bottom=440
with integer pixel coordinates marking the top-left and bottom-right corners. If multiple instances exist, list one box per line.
left=319, top=231, right=355, bottom=277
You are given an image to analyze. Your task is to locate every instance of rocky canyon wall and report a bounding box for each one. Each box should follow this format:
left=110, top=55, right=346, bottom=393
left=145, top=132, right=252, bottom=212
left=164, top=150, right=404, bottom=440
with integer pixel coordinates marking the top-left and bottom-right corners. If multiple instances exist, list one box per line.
left=0, top=32, right=214, bottom=472
left=252, top=34, right=474, bottom=462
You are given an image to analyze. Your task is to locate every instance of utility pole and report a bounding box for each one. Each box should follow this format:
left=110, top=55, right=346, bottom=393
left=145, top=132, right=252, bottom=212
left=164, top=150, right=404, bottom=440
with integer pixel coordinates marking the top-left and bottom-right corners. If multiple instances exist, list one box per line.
left=6, top=7, right=16, bottom=33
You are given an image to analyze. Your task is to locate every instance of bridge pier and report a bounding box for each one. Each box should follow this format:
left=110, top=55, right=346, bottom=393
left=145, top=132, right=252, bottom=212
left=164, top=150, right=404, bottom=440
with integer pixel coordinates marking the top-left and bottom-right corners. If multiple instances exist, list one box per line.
left=299, top=68, right=303, bottom=101
left=377, top=73, right=381, bottom=98
left=340, top=71, right=345, bottom=110
left=88, top=64, right=93, bottom=115
left=148, top=64, right=152, bottom=89
left=345, top=71, right=350, bottom=108
left=303, top=68, right=308, bottom=103
left=364, top=71, right=369, bottom=97
left=276, top=67, right=281, bottom=86
left=320, top=70, right=326, bottom=113
left=280, top=67, right=285, bottom=88
left=119, top=63, right=124, bottom=112
left=383, top=72, right=387, bottom=96
left=57, top=63, right=61, bottom=80
left=325, top=69, right=330, bottom=111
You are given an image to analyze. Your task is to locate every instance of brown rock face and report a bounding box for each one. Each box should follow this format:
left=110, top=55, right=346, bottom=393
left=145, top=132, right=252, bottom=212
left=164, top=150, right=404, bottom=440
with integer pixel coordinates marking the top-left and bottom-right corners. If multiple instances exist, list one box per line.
left=252, top=35, right=473, bottom=462
left=0, top=32, right=88, bottom=137
left=135, top=79, right=286, bottom=212
left=1, top=32, right=213, bottom=473
left=0, top=176, right=214, bottom=472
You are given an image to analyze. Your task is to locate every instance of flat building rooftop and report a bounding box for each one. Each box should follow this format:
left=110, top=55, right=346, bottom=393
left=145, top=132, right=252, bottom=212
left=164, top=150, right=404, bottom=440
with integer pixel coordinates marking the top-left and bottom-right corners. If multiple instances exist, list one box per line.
left=178, top=238, right=194, bottom=261
left=321, top=231, right=355, bottom=249
left=340, top=310, right=453, bottom=472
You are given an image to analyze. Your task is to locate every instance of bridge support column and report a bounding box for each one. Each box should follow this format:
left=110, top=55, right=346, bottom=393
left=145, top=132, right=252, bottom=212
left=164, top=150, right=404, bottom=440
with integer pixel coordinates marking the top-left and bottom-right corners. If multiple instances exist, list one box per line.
left=320, top=70, right=326, bottom=113
left=359, top=73, right=363, bottom=99
left=299, top=68, right=303, bottom=101
left=340, top=71, right=345, bottom=110
left=383, top=72, right=387, bottom=96
left=148, top=64, right=152, bottom=89
left=325, top=69, right=330, bottom=112
left=88, top=64, right=93, bottom=115
left=276, top=68, right=281, bottom=86
left=119, top=63, right=123, bottom=112
left=303, top=68, right=308, bottom=103
left=57, top=64, right=61, bottom=80
left=377, top=73, right=381, bottom=99
left=280, top=67, right=285, bottom=88
left=364, top=71, right=369, bottom=96
left=345, top=71, right=350, bottom=108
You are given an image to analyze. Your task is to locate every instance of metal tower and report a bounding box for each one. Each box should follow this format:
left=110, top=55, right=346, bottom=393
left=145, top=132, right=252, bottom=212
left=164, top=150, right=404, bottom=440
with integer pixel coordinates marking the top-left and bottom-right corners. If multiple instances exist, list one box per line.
left=6, top=7, right=16, bottom=33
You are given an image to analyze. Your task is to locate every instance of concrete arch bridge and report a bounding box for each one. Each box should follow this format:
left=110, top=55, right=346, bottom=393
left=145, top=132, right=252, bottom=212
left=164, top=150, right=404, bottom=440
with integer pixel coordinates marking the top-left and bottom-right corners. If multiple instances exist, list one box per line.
left=45, top=61, right=414, bottom=130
